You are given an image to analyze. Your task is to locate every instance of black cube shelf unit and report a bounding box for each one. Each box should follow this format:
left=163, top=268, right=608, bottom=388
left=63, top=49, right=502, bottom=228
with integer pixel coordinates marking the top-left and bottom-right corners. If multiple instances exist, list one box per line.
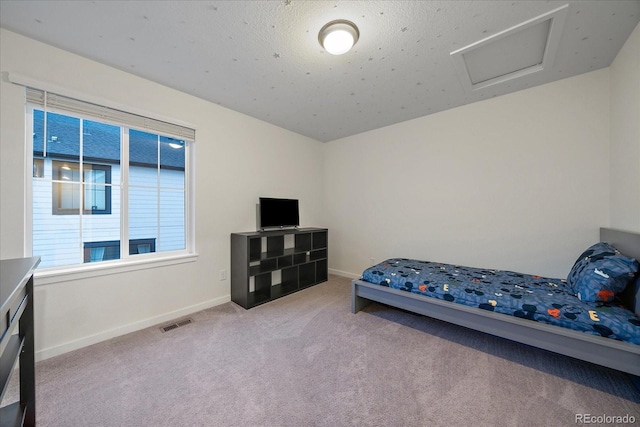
left=231, top=228, right=328, bottom=309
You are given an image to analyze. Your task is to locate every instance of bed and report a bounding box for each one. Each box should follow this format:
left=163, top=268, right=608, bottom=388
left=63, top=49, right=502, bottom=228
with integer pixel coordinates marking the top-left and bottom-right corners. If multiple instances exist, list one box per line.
left=351, top=228, right=640, bottom=376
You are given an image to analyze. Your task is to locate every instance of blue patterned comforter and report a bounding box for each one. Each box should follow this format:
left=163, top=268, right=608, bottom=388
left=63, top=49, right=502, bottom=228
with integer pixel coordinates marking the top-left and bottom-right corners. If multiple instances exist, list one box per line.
left=361, top=258, right=640, bottom=345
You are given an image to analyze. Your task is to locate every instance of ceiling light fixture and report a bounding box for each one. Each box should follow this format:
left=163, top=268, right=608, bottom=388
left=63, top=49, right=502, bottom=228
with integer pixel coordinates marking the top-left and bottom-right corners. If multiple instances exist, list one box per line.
left=318, top=20, right=359, bottom=55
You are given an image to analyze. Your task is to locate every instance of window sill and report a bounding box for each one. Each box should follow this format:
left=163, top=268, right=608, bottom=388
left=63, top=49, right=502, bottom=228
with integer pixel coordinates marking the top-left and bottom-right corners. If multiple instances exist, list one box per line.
left=33, top=252, right=198, bottom=286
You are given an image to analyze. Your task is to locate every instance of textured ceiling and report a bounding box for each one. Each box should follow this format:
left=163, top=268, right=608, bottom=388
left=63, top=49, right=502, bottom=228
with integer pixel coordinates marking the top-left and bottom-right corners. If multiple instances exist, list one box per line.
left=1, top=0, right=639, bottom=142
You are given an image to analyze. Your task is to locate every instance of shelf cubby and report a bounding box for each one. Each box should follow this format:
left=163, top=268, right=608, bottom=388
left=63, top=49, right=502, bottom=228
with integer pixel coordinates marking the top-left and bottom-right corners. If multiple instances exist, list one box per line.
left=271, top=266, right=299, bottom=299
left=312, top=231, right=327, bottom=250
left=293, top=253, right=308, bottom=264
left=266, top=235, right=284, bottom=258
left=295, top=233, right=312, bottom=252
left=278, top=255, right=293, bottom=269
left=310, top=248, right=327, bottom=261
left=249, top=258, right=277, bottom=276
left=250, top=273, right=272, bottom=305
left=299, top=262, right=316, bottom=288
left=316, top=259, right=328, bottom=282
left=249, top=238, right=262, bottom=262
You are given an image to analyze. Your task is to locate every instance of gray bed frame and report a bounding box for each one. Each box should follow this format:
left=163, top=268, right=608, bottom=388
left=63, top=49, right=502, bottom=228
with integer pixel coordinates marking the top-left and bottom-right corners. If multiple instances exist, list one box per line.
left=351, top=228, right=640, bottom=376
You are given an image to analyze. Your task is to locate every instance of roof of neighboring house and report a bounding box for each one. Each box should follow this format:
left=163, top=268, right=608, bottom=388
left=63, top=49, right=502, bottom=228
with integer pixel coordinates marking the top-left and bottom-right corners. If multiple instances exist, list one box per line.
left=32, top=110, right=185, bottom=170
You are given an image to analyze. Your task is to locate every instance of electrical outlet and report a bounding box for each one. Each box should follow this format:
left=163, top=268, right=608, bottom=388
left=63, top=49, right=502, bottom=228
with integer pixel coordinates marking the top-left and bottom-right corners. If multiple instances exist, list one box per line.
left=219, top=269, right=227, bottom=281
left=370, top=257, right=376, bottom=265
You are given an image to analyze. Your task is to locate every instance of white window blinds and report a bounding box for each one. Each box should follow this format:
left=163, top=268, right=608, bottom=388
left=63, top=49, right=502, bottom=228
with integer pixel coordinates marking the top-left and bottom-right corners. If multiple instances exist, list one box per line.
left=26, top=88, right=195, bottom=141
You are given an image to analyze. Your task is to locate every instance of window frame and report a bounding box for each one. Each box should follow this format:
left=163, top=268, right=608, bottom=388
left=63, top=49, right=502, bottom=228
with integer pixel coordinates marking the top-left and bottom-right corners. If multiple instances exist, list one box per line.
left=25, top=101, right=197, bottom=282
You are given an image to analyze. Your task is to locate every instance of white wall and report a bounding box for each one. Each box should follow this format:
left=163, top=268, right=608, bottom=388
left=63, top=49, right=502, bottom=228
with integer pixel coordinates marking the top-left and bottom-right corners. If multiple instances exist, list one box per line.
left=0, top=29, right=324, bottom=359
left=610, top=22, right=640, bottom=231
left=324, top=69, right=610, bottom=280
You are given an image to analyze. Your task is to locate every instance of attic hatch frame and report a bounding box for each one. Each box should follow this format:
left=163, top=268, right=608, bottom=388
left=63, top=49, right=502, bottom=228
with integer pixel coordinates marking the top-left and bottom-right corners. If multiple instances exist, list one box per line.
left=450, top=4, right=569, bottom=92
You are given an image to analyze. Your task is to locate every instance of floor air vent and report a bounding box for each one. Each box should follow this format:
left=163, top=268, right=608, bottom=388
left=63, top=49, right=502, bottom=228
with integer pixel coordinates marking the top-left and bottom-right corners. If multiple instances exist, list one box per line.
left=160, top=318, right=193, bottom=333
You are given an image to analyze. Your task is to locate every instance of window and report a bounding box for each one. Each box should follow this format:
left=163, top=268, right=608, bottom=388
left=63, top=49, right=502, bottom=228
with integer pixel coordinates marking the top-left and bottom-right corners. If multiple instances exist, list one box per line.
left=52, top=161, right=112, bottom=215
left=83, top=238, right=156, bottom=263
left=27, top=88, right=194, bottom=270
left=33, top=158, right=44, bottom=178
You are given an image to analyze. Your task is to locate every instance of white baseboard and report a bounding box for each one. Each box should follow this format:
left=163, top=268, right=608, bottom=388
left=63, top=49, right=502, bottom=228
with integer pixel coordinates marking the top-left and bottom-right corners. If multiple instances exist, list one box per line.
left=329, top=268, right=360, bottom=279
left=35, top=295, right=230, bottom=361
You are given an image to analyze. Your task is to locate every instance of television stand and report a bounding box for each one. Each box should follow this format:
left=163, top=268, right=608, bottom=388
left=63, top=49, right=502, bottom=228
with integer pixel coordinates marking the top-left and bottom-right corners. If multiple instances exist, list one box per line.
left=231, top=228, right=328, bottom=309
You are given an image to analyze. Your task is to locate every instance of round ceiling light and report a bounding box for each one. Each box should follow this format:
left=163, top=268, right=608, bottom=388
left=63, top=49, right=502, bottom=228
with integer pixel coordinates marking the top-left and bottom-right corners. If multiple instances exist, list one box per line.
left=318, top=20, right=359, bottom=55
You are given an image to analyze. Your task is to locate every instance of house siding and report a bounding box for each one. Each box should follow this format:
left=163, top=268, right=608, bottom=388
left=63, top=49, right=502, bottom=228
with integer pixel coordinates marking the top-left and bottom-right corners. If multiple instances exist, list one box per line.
left=33, top=159, right=184, bottom=268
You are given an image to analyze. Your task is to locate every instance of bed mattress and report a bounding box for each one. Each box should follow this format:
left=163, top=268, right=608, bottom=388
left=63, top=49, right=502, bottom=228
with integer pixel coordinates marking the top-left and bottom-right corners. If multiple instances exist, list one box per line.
left=361, top=258, right=640, bottom=345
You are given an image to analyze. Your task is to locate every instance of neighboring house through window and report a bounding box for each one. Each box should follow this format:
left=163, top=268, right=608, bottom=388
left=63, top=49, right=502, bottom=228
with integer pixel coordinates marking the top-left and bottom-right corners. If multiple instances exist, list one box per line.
left=27, top=88, right=194, bottom=269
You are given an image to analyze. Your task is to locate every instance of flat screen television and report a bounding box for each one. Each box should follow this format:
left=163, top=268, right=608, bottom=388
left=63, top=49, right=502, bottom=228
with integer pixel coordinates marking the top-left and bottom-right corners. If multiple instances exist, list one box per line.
left=259, top=197, right=299, bottom=230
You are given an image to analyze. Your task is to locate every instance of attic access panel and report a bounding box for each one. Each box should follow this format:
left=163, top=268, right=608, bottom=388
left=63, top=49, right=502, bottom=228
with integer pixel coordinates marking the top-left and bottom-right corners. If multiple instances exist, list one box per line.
left=451, top=4, right=568, bottom=91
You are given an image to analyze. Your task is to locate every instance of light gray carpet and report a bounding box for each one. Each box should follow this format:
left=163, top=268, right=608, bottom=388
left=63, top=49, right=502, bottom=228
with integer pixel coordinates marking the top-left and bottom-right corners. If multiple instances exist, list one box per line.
left=9, top=275, right=640, bottom=426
